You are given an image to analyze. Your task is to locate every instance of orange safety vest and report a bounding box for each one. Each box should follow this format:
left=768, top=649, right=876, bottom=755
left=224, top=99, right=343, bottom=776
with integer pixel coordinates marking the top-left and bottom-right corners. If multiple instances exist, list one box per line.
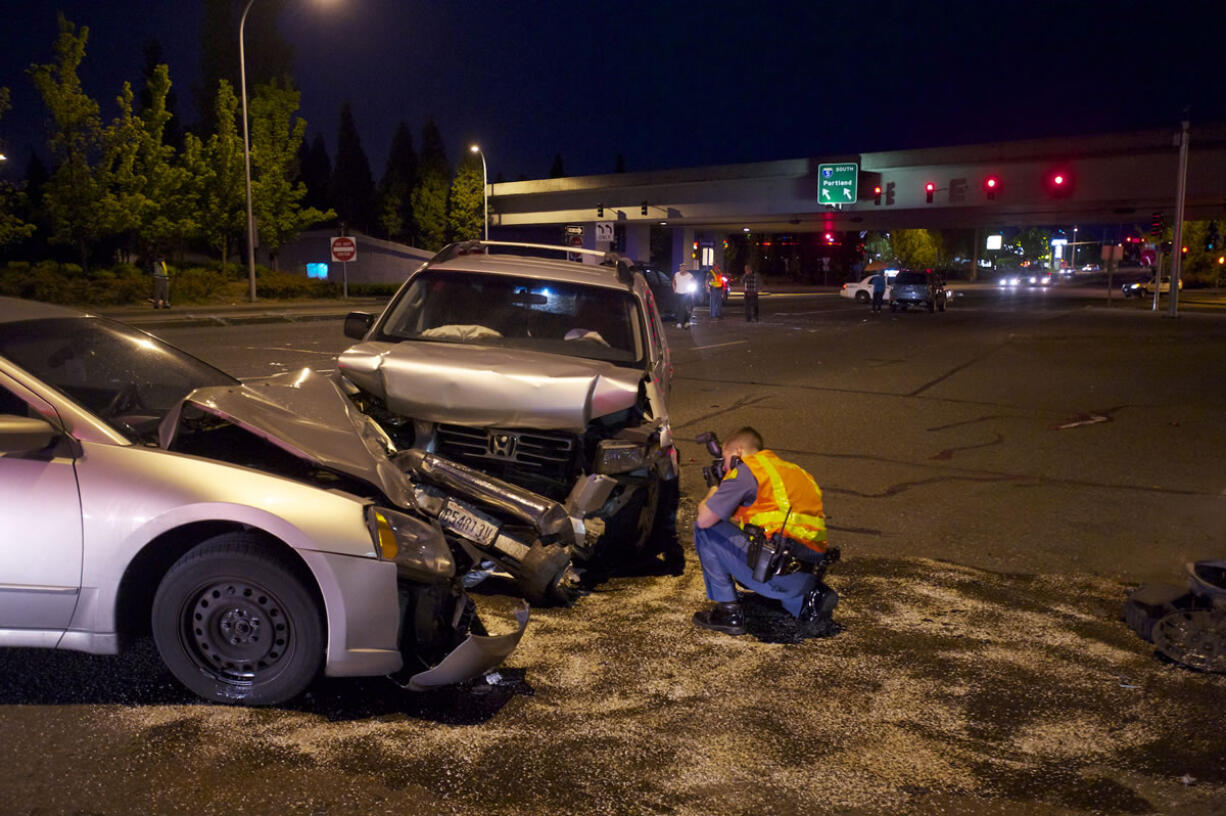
left=731, top=450, right=828, bottom=553
left=709, top=270, right=724, bottom=288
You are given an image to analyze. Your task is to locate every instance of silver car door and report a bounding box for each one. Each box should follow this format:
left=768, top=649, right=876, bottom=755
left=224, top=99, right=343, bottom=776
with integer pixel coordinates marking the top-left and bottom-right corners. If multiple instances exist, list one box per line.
left=0, top=378, right=83, bottom=639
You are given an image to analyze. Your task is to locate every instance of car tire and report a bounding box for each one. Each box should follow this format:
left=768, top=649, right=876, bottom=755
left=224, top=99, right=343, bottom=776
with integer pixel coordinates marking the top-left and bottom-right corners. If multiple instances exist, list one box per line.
left=854, top=291, right=869, bottom=303
left=152, top=533, right=325, bottom=706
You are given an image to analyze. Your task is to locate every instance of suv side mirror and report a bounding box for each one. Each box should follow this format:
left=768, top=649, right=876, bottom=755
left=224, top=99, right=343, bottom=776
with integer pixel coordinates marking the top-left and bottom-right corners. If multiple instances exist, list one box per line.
left=344, top=311, right=375, bottom=340
left=0, top=414, right=60, bottom=455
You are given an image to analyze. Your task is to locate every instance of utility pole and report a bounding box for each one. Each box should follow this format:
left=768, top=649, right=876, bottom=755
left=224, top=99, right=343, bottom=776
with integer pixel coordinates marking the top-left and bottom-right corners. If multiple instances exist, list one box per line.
left=1168, top=116, right=1190, bottom=317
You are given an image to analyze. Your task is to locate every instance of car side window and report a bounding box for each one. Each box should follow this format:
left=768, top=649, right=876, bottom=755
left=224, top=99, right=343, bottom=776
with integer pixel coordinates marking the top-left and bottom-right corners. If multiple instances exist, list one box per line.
left=0, top=383, right=28, bottom=416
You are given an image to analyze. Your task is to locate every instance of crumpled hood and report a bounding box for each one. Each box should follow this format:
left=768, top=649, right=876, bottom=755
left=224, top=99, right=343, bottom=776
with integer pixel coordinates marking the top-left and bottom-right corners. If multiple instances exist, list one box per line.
left=158, top=367, right=415, bottom=508
left=337, top=341, right=643, bottom=431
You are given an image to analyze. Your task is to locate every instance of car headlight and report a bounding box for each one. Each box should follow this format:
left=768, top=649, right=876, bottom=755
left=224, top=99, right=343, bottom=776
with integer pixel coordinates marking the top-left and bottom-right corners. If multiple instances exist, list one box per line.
left=595, top=439, right=652, bottom=474
left=368, top=506, right=455, bottom=581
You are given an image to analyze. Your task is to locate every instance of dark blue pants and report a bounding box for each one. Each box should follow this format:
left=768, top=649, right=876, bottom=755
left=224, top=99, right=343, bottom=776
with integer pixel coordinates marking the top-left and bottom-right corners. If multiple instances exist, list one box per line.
left=709, top=286, right=723, bottom=317
left=693, top=520, right=816, bottom=617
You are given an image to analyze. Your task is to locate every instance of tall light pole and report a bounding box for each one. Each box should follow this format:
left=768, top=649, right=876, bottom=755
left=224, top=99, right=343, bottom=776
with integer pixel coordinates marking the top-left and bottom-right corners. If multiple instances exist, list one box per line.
left=469, top=144, right=488, bottom=240
left=239, top=0, right=258, bottom=301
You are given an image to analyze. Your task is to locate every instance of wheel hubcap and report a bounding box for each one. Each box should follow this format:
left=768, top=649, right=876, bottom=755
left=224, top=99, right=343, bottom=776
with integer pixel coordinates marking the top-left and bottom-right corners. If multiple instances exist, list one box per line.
left=185, top=581, right=292, bottom=682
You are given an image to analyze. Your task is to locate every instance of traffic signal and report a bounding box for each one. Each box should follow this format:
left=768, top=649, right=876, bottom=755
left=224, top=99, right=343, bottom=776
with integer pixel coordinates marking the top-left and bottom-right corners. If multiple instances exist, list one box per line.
left=885, top=181, right=895, bottom=205
left=984, top=176, right=999, bottom=200
left=925, top=182, right=935, bottom=204
left=873, top=185, right=882, bottom=205
left=1151, top=212, right=1163, bottom=237
left=1207, top=221, right=1220, bottom=251
left=691, top=240, right=699, bottom=260
left=1046, top=169, right=1074, bottom=197
left=641, top=200, right=648, bottom=216
left=597, top=203, right=604, bottom=218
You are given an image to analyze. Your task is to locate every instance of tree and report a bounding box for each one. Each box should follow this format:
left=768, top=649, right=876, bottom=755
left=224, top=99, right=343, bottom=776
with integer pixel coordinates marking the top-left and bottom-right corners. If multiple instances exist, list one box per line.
left=1013, top=227, right=1052, bottom=264
left=297, top=133, right=331, bottom=214
left=185, top=79, right=246, bottom=271
left=100, top=65, right=195, bottom=258
left=892, top=229, right=943, bottom=268
left=329, top=101, right=376, bottom=233
left=448, top=153, right=484, bottom=241
left=140, top=40, right=182, bottom=151
left=549, top=154, right=566, bottom=178
left=248, top=79, right=334, bottom=268
left=27, top=14, right=110, bottom=268
left=376, top=121, right=416, bottom=243
left=865, top=232, right=892, bottom=262
left=412, top=119, right=449, bottom=250
left=0, top=88, right=36, bottom=247
left=195, top=0, right=294, bottom=134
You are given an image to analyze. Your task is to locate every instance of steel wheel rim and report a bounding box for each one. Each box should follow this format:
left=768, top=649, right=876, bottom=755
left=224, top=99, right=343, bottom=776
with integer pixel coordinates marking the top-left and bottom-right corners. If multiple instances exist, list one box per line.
left=181, top=579, right=294, bottom=684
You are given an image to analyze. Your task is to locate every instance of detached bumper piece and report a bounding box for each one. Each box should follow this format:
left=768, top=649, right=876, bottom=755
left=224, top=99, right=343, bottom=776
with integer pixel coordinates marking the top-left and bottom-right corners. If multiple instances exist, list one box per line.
left=1124, top=559, right=1226, bottom=673
left=394, top=597, right=530, bottom=691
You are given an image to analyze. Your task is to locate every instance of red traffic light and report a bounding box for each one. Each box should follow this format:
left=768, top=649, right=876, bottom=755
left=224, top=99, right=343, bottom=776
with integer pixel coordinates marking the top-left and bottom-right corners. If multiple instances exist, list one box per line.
left=873, top=185, right=882, bottom=194
left=985, top=177, right=998, bottom=188
left=924, top=182, right=935, bottom=203
left=984, top=175, right=1000, bottom=200
left=1046, top=169, right=1074, bottom=197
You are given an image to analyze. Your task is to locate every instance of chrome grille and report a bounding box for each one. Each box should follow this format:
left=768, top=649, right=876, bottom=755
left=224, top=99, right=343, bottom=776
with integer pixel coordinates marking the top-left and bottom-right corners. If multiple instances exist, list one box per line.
left=434, top=423, right=577, bottom=480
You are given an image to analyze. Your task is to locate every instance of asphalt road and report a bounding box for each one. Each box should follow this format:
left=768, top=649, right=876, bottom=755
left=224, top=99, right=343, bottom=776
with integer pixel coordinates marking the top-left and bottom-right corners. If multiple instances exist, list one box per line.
left=2, top=287, right=1223, bottom=815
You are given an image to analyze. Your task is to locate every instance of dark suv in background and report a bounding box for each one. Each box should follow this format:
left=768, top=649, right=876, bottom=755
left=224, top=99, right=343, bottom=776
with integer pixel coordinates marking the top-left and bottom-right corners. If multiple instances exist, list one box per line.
left=889, top=269, right=948, bottom=312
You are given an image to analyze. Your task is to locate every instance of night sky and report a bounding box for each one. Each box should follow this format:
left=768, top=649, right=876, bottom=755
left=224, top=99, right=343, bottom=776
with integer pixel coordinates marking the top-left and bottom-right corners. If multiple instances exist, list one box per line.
left=1, top=1, right=1222, bottom=183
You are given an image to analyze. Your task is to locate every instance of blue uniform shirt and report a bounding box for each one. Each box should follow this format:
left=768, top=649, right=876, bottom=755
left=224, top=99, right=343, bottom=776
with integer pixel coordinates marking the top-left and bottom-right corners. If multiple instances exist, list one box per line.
left=706, top=466, right=759, bottom=521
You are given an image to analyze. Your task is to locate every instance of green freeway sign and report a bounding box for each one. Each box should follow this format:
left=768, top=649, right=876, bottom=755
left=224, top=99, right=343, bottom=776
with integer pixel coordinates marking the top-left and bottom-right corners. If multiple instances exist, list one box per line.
left=818, top=162, right=858, bottom=204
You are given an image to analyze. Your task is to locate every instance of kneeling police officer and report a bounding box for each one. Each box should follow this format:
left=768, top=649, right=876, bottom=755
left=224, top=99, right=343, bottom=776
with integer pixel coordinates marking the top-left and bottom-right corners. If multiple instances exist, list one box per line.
left=692, top=426, right=836, bottom=636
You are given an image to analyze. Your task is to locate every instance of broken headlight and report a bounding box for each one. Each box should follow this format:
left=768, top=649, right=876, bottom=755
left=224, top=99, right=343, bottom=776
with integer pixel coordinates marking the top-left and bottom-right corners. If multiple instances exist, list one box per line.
left=594, top=439, right=652, bottom=474
left=368, top=506, right=455, bottom=582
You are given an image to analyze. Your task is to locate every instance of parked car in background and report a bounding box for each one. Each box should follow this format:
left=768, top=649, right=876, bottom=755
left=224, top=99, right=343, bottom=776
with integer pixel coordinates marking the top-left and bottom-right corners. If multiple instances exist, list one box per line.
left=636, top=262, right=678, bottom=322
left=840, top=274, right=885, bottom=303
left=0, top=298, right=532, bottom=705
left=339, top=241, right=680, bottom=578
left=1122, top=276, right=1183, bottom=297
left=889, top=269, right=948, bottom=312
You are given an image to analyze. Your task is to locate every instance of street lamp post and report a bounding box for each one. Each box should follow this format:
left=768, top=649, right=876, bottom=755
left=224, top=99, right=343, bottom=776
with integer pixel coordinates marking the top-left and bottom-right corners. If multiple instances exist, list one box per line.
left=239, top=0, right=258, bottom=302
left=470, top=144, right=488, bottom=241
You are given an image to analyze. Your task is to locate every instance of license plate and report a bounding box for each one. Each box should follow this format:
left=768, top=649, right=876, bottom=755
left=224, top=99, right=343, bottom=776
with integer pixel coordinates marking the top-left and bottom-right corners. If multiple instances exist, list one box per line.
left=439, top=501, right=500, bottom=546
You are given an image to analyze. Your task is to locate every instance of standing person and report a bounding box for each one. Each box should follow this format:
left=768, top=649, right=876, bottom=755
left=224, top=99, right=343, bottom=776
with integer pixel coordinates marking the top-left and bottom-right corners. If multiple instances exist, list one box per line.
left=151, top=255, right=171, bottom=309
left=742, top=263, right=761, bottom=322
left=673, top=264, right=696, bottom=328
left=869, top=270, right=887, bottom=312
left=707, top=265, right=725, bottom=319
left=691, top=427, right=835, bottom=636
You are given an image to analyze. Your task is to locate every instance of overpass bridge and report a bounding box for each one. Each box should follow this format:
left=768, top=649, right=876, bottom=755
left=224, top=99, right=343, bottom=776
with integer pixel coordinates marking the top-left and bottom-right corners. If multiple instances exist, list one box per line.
left=488, top=126, right=1226, bottom=266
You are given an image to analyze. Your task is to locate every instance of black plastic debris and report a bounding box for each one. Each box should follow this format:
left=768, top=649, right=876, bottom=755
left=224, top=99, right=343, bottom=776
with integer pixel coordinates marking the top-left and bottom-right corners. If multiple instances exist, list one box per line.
left=1124, top=559, right=1226, bottom=673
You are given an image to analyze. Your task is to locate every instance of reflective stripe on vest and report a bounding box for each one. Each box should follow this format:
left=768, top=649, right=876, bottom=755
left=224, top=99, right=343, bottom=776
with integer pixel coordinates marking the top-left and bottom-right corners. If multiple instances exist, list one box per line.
left=732, top=450, right=827, bottom=552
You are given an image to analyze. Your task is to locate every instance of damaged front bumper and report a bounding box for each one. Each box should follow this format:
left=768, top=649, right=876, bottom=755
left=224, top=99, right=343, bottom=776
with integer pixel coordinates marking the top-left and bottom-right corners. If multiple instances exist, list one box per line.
left=397, top=596, right=530, bottom=691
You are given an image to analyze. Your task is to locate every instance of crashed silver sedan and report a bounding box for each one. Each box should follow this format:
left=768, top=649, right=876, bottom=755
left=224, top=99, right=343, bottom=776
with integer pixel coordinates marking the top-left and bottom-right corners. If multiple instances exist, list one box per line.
left=0, top=297, right=528, bottom=706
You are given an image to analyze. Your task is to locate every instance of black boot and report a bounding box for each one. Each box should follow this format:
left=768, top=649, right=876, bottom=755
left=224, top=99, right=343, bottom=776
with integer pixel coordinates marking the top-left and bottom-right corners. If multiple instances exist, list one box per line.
left=797, top=583, right=838, bottom=637
left=692, top=602, right=747, bottom=635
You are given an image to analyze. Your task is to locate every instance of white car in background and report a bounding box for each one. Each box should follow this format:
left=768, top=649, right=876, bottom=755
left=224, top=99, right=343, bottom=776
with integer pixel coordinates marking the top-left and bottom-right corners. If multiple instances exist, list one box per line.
left=840, top=271, right=895, bottom=303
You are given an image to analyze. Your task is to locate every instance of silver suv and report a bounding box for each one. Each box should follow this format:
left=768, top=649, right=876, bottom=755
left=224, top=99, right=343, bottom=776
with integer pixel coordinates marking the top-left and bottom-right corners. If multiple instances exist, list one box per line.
left=889, top=269, right=948, bottom=312
left=339, top=242, right=679, bottom=590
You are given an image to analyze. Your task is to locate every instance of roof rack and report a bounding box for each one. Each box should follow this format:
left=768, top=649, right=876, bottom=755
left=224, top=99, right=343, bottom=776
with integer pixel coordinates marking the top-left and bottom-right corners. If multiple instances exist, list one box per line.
left=431, top=240, right=622, bottom=265
left=428, top=240, right=635, bottom=287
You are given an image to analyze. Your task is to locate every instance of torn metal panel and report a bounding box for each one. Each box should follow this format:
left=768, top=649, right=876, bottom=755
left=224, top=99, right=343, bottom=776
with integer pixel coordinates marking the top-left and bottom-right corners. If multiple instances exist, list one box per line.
left=406, top=600, right=530, bottom=690
left=159, top=368, right=416, bottom=509
left=337, top=341, right=641, bottom=431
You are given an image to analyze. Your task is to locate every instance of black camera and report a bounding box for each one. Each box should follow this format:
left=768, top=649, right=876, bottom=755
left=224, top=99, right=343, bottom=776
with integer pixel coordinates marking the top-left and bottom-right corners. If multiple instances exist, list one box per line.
left=696, top=431, right=738, bottom=488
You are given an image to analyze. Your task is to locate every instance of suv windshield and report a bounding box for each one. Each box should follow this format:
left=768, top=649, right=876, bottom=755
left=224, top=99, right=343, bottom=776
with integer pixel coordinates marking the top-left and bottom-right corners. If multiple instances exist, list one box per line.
left=894, top=271, right=927, bottom=285
left=0, top=317, right=237, bottom=439
left=377, top=270, right=644, bottom=365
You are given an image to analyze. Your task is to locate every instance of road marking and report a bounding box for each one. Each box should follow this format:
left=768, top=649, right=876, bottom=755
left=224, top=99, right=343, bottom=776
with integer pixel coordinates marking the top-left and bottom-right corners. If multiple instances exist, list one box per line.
left=692, top=340, right=747, bottom=350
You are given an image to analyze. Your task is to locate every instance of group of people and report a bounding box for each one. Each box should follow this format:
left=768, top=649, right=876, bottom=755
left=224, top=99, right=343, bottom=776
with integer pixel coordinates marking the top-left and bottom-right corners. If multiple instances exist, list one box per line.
left=672, top=263, right=761, bottom=327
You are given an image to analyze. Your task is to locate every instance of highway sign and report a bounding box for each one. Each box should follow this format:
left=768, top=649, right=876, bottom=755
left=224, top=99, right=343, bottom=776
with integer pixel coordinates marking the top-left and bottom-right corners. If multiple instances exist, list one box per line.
left=818, top=163, right=859, bottom=204
left=331, top=236, right=357, bottom=263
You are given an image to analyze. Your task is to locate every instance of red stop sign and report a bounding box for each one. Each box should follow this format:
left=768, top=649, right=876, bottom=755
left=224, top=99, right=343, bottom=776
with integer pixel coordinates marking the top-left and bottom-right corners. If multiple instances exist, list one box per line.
left=331, top=236, right=357, bottom=262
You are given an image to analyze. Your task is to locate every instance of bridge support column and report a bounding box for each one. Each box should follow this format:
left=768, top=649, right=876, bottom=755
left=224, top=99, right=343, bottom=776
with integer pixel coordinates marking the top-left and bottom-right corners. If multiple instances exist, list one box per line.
left=622, top=223, right=651, bottom=261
